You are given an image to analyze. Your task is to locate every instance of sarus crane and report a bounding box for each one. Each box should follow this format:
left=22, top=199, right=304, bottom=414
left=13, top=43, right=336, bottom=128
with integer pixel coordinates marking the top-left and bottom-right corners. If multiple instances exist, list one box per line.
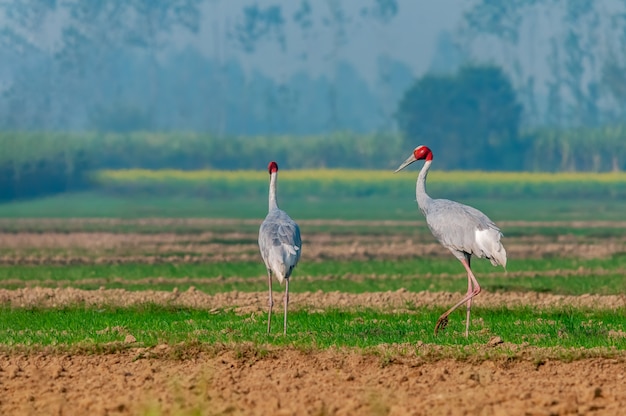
left=395, top=145, right=507, bottom=337
left=258, top=161, right=302, bottom=335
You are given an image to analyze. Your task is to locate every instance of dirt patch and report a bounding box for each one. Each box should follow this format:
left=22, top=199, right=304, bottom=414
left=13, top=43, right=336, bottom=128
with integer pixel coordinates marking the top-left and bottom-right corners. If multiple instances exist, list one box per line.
left=0, top=347, right=623, bottom=415
left=0, top=230, right=624, bottom=264
left=1, top=287, right=624, bottom=312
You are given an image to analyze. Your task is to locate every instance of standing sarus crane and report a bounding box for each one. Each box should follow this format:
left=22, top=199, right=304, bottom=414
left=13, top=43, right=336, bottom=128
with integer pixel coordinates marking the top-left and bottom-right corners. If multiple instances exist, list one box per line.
left=395, top=145, right=507, bottom=337
left=258, top=161, right=302, bottom=335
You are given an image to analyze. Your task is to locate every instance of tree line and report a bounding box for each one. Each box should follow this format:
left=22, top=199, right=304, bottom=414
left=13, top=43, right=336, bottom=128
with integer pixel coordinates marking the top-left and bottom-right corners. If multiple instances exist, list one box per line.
left=2, top=47, right=411, bottom=135
left=1, top=126, right=625, bottom=201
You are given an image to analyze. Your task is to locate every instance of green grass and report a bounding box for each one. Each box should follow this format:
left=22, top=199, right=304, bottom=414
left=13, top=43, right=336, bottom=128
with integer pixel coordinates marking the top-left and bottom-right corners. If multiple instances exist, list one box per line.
left=2, top=192, right=626, bottom=223
left=0, top=305, right=624, bottom=350
left=1, top=255, right=626, bottom=295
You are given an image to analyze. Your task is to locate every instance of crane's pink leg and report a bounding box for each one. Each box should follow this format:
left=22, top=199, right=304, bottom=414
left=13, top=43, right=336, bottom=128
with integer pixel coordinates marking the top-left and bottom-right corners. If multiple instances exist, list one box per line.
left=435, top=259, right=481, bottom=337
left=267, top=270, right=273, bottom=334
left=463, top=262, right=481, bottom=338
left=458, top=270, right=474, bottom=337
left=283, top=278, right=290, bottom=335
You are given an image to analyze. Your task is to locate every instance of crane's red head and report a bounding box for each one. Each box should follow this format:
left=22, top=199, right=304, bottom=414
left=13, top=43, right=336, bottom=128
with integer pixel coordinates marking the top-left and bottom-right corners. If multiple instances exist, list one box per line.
left=394, top=145, right=433, bottom=173
left=268, top=161, right=278, bottom=174
left=413, top=145, right=433, bottom=161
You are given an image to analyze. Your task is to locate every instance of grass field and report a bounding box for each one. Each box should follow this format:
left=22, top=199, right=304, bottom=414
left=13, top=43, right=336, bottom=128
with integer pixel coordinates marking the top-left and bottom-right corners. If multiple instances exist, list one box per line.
left=1, top=256, right=626, bottom=294
left=0, top=193, right=624, bottom=349
left=1, top=177, right=626, bottom=414
left=3, top=191, right=626, bottom=223
left=2, top=305, right=625, bottom=351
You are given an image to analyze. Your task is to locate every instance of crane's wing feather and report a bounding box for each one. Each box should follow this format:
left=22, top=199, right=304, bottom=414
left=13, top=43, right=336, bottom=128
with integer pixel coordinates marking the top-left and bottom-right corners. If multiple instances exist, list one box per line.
left=258, top=209, right=302, bottom=282
left=425, top=199, right=506, bottom=267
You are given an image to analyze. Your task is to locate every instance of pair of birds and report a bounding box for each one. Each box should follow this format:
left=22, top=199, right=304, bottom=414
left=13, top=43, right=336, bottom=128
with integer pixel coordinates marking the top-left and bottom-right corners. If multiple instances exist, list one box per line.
left=258, top=145, right=507, bottom=337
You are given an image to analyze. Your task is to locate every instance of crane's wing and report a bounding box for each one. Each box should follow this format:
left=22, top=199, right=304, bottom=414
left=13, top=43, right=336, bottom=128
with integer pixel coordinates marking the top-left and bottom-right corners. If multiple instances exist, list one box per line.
left=258, top=209, right=302, bottom=281
left=426, top=199, right=506, bottom=267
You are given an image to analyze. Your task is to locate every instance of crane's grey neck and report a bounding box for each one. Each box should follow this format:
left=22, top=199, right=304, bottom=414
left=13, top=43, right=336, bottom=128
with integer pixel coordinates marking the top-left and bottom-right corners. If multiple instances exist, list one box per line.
left=416, top=159, right=433, bottom=215
left=268, top=172, right=279, bottom=211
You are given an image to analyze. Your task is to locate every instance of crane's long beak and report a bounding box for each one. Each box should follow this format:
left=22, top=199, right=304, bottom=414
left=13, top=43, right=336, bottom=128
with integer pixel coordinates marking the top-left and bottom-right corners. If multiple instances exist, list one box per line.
left=394, top=154, right=417, bottom=173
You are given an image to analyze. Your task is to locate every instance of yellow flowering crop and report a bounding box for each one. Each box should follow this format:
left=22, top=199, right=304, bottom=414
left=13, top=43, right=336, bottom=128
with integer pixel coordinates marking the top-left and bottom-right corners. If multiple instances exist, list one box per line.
left=95, top=169, right=626, bottom=185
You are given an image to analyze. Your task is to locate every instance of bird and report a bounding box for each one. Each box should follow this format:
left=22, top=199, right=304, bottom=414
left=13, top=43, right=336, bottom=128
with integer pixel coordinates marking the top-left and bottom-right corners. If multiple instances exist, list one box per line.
left=258, top=161, right=302, bottom=335
left=394, top=145, right=507, bottom=337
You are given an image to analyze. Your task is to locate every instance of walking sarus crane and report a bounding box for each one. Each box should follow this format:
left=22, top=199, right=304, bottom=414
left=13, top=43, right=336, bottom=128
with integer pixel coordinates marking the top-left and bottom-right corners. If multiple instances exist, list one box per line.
left=258, top=161, right=302, bottom=335
left=395, top=145, right=507, bottom=337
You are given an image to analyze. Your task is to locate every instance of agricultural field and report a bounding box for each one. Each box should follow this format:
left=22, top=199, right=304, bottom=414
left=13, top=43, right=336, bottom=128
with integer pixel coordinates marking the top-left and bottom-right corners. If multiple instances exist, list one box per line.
left=1, top=170, right=626, bottom=415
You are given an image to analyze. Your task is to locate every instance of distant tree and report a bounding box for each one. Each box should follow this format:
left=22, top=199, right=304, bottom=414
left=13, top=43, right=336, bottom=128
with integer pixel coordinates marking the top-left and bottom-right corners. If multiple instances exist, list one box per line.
left=602, top=58, right=626, bottom=122
left=0, top=0, right=202, bottom=130
left=231, top=0, right=399, bottom=132
left=428, top=30, right=466, bottom=75
left=88, top=103, right=154, bottom=133
left=396, top=65, right=523, bottom=170
left=232, top=3, right=286, bottom=53
left=375, top=55, right=413, bottom=131
left=462, top=0, right=620, bottom=127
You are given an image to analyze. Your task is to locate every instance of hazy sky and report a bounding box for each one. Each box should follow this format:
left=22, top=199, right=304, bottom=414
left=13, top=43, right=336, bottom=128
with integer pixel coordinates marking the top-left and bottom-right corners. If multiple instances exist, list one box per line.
left=1, top=0, right=467, bottom=85
left=185, top=0, right=466, bottom=84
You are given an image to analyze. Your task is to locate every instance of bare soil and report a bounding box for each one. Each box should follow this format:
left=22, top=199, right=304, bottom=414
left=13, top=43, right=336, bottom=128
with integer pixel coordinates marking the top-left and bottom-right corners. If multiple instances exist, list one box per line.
left=1, top=287, right=625, bottom=312
left=1, top=348, right=624, bottom=415
left=0, top=228, right=624, bottom=264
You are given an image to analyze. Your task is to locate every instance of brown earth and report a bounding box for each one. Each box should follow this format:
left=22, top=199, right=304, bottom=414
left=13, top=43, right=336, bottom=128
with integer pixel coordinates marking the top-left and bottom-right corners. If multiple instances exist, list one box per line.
left=1, top=347, right=625, bottom=416
left=0, top=228, right=624, bottom=265
left=1, top=287, right=625, bottom=312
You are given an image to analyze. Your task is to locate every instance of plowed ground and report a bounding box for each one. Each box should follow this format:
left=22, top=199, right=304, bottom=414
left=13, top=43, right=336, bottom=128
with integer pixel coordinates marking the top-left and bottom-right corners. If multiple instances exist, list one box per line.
left=2, top=348, right=624, bottom=416
left=0, top=219, right=625, bottom=415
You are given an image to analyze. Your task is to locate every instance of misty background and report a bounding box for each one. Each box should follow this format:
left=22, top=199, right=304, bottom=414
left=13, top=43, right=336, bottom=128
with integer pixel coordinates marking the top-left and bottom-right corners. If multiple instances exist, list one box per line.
left=2, top=0, right=626, bottom=200
left=1, top=1, right=459, bottom=134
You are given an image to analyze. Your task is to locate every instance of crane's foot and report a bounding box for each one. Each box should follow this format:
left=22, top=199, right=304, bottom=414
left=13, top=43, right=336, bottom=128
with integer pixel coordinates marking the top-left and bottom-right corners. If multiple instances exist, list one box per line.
left=434, top=316, right=448, bottom=335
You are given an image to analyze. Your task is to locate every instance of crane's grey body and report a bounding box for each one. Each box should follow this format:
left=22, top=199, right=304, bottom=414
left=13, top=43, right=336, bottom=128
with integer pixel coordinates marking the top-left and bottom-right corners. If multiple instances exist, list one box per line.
left=258, top=162, right=301, bottom=335
left=396, top=145, right=506, bottom=337
left=259, top=208, right=302, bottom=284
left=420, top=197, right=506, bottom=267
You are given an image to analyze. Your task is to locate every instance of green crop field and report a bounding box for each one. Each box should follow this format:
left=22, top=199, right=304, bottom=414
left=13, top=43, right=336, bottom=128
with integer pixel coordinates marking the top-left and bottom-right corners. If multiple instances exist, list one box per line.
left=1, top=305, right=625, bottom=352
left=1, top=256, right=626, bottom=294
left=0, top=188, right=625, bottom=353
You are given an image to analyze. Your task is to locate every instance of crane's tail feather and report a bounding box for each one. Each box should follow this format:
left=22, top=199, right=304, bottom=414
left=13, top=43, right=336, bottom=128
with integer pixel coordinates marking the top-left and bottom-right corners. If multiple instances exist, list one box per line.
left=489, top=245, right=507, bottom=268
left=475, top=228, right=507, bottom=268
left=282, top=243, right=299, bottom=256
left=268, top=244, right=301, bottom=283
